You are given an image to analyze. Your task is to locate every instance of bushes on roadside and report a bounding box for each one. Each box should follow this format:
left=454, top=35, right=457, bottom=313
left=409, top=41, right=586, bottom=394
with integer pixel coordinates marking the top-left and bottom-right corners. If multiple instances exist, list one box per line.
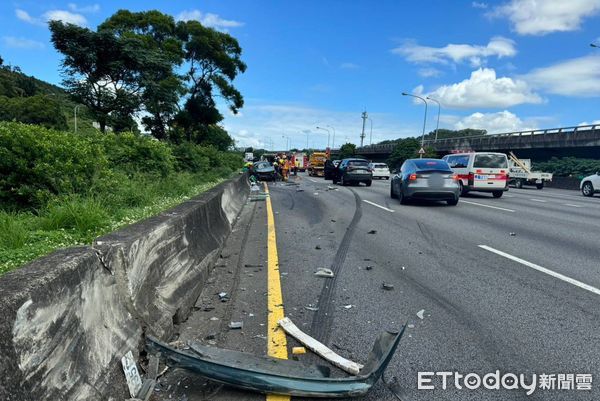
left=533, top=157, right=600, bottom=178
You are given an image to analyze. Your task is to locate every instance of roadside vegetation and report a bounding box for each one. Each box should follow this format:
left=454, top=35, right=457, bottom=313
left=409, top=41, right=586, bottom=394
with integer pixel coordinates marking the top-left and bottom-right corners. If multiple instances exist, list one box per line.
left=533, top=157, right=600, bottom=177
left=0, top=122, right=242, bottom=275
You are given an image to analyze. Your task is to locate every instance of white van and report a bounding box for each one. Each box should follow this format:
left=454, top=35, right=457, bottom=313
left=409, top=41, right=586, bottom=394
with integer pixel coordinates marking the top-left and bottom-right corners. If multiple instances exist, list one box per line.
left=441, top=152, right=509, bottom=198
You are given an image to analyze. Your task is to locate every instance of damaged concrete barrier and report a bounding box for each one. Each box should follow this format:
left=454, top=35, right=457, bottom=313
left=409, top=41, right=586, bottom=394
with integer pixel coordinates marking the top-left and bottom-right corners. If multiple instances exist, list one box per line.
left=0, top=174, right=249, bottom=401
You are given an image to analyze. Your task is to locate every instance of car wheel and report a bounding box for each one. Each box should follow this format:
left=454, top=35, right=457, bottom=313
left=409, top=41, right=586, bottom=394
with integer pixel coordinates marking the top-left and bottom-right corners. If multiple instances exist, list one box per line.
left=515, top=179, right=523, bottom=189
left=366, top=180, right=372, bottom=187
left=398, top=187, right=408, bottom=205
left=390, top=183, right=397, bottom=199
left=582, top=181, right=594, bottom=197
left=447, top=197, right=459, bottom=206
left=332, top=177, right=338, bottom=184
left=536, top=182, right=544, bottom=189
left=459, top=181, right=468, bottom=196
left=492, top=191, right=503, bottom=198
left=340, top=175, right=347, bottom=186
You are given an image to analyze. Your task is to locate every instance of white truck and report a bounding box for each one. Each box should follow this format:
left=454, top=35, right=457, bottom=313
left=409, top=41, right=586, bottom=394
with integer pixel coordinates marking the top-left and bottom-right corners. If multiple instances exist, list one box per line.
left=508, top=152, right=552, bottom=189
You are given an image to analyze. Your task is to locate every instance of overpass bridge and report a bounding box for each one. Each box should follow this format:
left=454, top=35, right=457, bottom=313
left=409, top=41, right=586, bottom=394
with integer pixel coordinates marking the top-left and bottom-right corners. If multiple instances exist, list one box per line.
left=355, top=124, right=600, bottom=161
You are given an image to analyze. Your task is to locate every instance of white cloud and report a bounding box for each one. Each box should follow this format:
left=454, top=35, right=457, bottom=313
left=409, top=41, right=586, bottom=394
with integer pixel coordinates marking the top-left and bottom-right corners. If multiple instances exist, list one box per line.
left=176, top=10, right=243, bottom=31
left=16, top=8, right=87, bottom=27
left=489, top=0, right=600, bottom=35
left=222, top=102, right=418, bottom=149
left=418, top=67, right=442, bottom=78
left=340, top=62, right=359, bottom=69
left=454, top=110, right=536, bottom=133
left=43, top=10, right=87, bottom=26
left=392, top=36, right=516, bottom=67
left=578, top=120, right=600, bottom=126
left=472, top=2, right=488, bottom=8
left=1, top=36, right=44, bottom=49
left=523, top=54, right=600, bottom=97
left=421, top=68, right=542, bottom=109
left=67, top=3, right=100, bottom=13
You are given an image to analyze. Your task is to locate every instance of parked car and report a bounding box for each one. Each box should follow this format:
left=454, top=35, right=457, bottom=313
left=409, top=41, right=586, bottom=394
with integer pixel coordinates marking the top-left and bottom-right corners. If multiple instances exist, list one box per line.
left=580, top=172, right=600, bottom=197
left=332, top=158, right=372, bottom=186
left=442, top=152, right=509, bottom=198
left=390, top=159, right=460, bottom=205
left=369, top=163, right=391, bottom=180
left=252, top=161, right=276, bottom=181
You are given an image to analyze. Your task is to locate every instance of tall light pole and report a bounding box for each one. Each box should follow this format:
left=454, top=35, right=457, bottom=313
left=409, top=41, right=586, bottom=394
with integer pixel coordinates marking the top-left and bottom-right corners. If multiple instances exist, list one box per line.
left=74, top=105, right=81, bottom=134
left=360, top=111, right=368, bottom=147
left=327, top=125, right=336, bottom=148
left=402, top=92, right=428, bottom=157
left=316, top=126, right=330, bottom=148
left=369, top=118, right=373, bottom=145
left=426, top=96, right=441, bottom=142
left=282, top=135, right=290, bottom=151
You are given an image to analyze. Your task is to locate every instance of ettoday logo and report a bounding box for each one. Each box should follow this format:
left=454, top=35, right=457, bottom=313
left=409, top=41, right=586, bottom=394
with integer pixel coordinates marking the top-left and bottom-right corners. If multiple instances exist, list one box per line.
left=418, top=371, right=593, bottom=395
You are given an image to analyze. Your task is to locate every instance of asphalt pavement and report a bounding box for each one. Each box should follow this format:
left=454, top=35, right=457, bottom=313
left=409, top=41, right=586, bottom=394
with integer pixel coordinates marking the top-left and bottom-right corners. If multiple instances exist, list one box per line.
left=156, top=173, right=600, bottom=401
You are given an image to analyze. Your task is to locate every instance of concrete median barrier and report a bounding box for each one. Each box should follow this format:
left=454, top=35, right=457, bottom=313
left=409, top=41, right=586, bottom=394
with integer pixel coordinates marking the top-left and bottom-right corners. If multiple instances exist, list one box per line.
left=0, top=174, right=249, bottom=401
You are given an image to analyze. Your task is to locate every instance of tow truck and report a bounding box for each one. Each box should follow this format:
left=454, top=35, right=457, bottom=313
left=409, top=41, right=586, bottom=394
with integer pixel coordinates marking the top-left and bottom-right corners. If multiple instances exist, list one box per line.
left=508, top=152, right=553, bottom=189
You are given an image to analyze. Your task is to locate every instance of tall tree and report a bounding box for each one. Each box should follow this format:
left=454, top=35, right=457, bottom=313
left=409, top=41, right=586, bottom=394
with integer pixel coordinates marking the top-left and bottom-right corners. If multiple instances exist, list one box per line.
left=338, top=143, right=357, bottom=159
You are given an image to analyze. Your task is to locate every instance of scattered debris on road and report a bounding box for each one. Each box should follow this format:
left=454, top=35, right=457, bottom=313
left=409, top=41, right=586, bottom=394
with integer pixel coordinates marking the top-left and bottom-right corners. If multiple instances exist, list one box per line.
left=314, top=268, right=334, bottom=278
left=228, top=321, right=244, bottom=330
left=218, top=292, right=229, bottom=302
left=304, top=305, right=319, bottom=311
left=365, top=265, right=373, bottom=271
left=510, top=232, right=516, bottom=236
left=292, top=347, right=307, bottom=355
left=367, top=230, right=377, bottom=234
left=146, top=328, right=405, bottom=398
left=278, top=317, right=364, bottom=375
left=343, top=304, right=353, bottom=309
left=315, top=245, right=321, bottom=250
left=382, top=283, right=394, bottom=291
left=416, top=309, right=426, bottom=320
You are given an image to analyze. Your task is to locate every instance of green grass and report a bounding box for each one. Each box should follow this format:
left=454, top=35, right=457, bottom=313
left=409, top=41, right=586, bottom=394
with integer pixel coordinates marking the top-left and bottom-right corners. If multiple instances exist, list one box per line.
left=0, top=170, right=233, bottom=275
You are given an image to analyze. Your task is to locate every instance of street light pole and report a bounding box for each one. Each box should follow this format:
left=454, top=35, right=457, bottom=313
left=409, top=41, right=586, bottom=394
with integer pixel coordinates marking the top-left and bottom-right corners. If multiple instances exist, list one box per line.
left=402, top=92, right=428, bottom=157
left=315, top=126, right=330, bottom=148
left=327, top=125, right=336, bottom=148
left=426, top=96, right=441, bottom=142
left=360, top=111, right=368, bottom=147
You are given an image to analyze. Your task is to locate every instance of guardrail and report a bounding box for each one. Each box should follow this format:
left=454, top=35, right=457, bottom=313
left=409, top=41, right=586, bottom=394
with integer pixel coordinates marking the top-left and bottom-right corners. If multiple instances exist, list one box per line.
left=357, top=124, right=600, bottom=152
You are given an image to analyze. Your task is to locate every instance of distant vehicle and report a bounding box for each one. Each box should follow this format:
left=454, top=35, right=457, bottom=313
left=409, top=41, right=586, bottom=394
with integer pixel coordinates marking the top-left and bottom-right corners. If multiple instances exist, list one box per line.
left=580, top=172, right=600, bottom=197
left=507, top=152, right=552, bottom=189
left=294, top=152, right=308, bottom=172
left=332, top=158, right=372, bottom=186
left=370, top=163, right=390, bottom=180
left=253, top=161, right=276, bottom=181
left=244, top=152, right=254, bottom=162
left=442, top=152, right=509, bottom=198
left=324, top=159, right=337, bottom=180
left=390, top=159, right=459, bottom=206
left=308, top=152, right=328, bottom=177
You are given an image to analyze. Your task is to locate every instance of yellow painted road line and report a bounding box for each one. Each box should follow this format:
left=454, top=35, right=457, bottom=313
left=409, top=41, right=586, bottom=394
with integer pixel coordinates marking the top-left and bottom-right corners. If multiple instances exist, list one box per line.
left=264, top=183, right=290, bottom=401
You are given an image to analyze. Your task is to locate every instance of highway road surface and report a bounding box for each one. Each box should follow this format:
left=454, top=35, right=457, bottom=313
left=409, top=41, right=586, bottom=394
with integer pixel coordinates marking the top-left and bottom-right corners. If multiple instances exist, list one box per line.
left=157, top=173, right=600, bottom=401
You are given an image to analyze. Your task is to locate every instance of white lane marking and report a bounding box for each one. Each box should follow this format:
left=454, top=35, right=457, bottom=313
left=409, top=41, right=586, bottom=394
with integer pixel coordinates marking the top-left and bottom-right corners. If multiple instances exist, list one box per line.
left=564, top=203, right=582, bottom=208
left=307, top=178, right=319, bottom=183
left=460, top=200, right=515, bottom=212
left=363, top=200, right=394, bottom=212
left=529, top=198, right=547, bottom=203
left=503, top=194, right=514, bottom=198
left=478, top=245, right=600, bottom=297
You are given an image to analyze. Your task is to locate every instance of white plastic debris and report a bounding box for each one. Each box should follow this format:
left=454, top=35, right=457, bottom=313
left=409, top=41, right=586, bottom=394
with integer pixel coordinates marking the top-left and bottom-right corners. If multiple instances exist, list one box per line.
left=314, top=268, right=334, bottom=278
left=416, top=309, right=425, bottom=320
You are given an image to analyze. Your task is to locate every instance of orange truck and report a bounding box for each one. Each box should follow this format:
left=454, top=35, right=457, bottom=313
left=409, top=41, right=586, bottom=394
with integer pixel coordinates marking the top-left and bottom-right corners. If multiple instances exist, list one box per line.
left=308, top=152, right=327, bottom=176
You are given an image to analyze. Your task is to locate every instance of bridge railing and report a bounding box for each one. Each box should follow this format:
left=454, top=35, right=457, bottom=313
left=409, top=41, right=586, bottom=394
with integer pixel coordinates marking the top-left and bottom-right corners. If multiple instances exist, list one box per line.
left=357, top=124, right=600, bottom=152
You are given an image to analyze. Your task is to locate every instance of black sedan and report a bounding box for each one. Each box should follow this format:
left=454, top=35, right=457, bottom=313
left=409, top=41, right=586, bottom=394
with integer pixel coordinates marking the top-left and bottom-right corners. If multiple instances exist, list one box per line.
left=332, top=158, right=372, bottom=186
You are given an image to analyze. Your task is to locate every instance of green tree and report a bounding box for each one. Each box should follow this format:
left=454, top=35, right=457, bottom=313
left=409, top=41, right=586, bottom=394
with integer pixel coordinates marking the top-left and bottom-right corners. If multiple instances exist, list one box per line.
left=387, top=138, right=436, bottom=168
left=338, top=142, right=356, bottom=159
left=423, top=128, right=486, bottom=140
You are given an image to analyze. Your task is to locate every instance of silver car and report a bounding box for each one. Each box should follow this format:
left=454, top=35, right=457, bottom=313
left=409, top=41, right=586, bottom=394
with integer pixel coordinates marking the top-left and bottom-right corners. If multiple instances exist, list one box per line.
left=390, top=158, right=460, bottom=205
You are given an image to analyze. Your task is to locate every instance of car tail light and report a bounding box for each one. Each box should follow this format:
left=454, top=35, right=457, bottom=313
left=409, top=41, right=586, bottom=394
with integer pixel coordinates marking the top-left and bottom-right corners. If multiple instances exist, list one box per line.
left=409, top=173, right=417, bottom=181
left=476, top=169, right=483, bottom=173
left=452, top=174, right=459, bottom=181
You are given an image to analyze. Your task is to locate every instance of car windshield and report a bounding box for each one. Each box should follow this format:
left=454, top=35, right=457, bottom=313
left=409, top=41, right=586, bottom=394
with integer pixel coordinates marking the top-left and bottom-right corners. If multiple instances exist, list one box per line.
left=347, top=160, right=369, bottom=167
left=413, top=160, right=450, bottom=171
left=374, top=164, right=388, bottom=168
left=474, top=154, right=508, bottom=168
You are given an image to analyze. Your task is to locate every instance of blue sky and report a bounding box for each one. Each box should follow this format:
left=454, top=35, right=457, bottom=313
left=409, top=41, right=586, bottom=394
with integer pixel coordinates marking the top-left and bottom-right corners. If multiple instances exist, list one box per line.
left=1, top=0, right=600, bottom=149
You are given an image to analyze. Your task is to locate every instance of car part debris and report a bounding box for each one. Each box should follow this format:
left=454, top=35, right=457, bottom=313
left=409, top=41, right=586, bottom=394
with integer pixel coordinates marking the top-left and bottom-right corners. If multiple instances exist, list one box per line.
left=510, top=232, right=516, bottom=236
left=314, top=268, right=334, bottom=278
left=382, top=283, right=394, bottom=291
left=278, top=317, right=363, bottom=375
left=218, top=292, right=229, bottom=302
left=367, top=230, right=377, bottom=234
left=121, top=351, right=143, bottom=398
left=416, top=309, right=425, bottom=320
left=304, top=306, right=319, bottom=311
left=229, top=321, right=244, bottom=329
left=292, top=347, right=307, bottom=355
left=315, top=245, right=322, bottom=250
left=365, top=265, right=373, bottom=270
left=343, top=304, right=353, bottom=310
left=146, top=324, right=405, bottom=398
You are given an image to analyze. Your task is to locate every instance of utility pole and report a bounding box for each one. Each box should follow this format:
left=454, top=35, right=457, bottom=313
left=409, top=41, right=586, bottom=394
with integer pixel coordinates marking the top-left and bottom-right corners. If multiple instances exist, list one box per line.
left=74, top=105, right=80, bottom=134
left=360, top=111, right=368, bottom=147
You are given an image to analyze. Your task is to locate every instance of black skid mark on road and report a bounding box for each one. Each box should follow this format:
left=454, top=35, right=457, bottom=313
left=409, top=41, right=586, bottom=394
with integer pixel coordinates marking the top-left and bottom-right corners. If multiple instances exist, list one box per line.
left=285, top=190, right=295, bottom=210
left=310, top=189, right=363, bottom=343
